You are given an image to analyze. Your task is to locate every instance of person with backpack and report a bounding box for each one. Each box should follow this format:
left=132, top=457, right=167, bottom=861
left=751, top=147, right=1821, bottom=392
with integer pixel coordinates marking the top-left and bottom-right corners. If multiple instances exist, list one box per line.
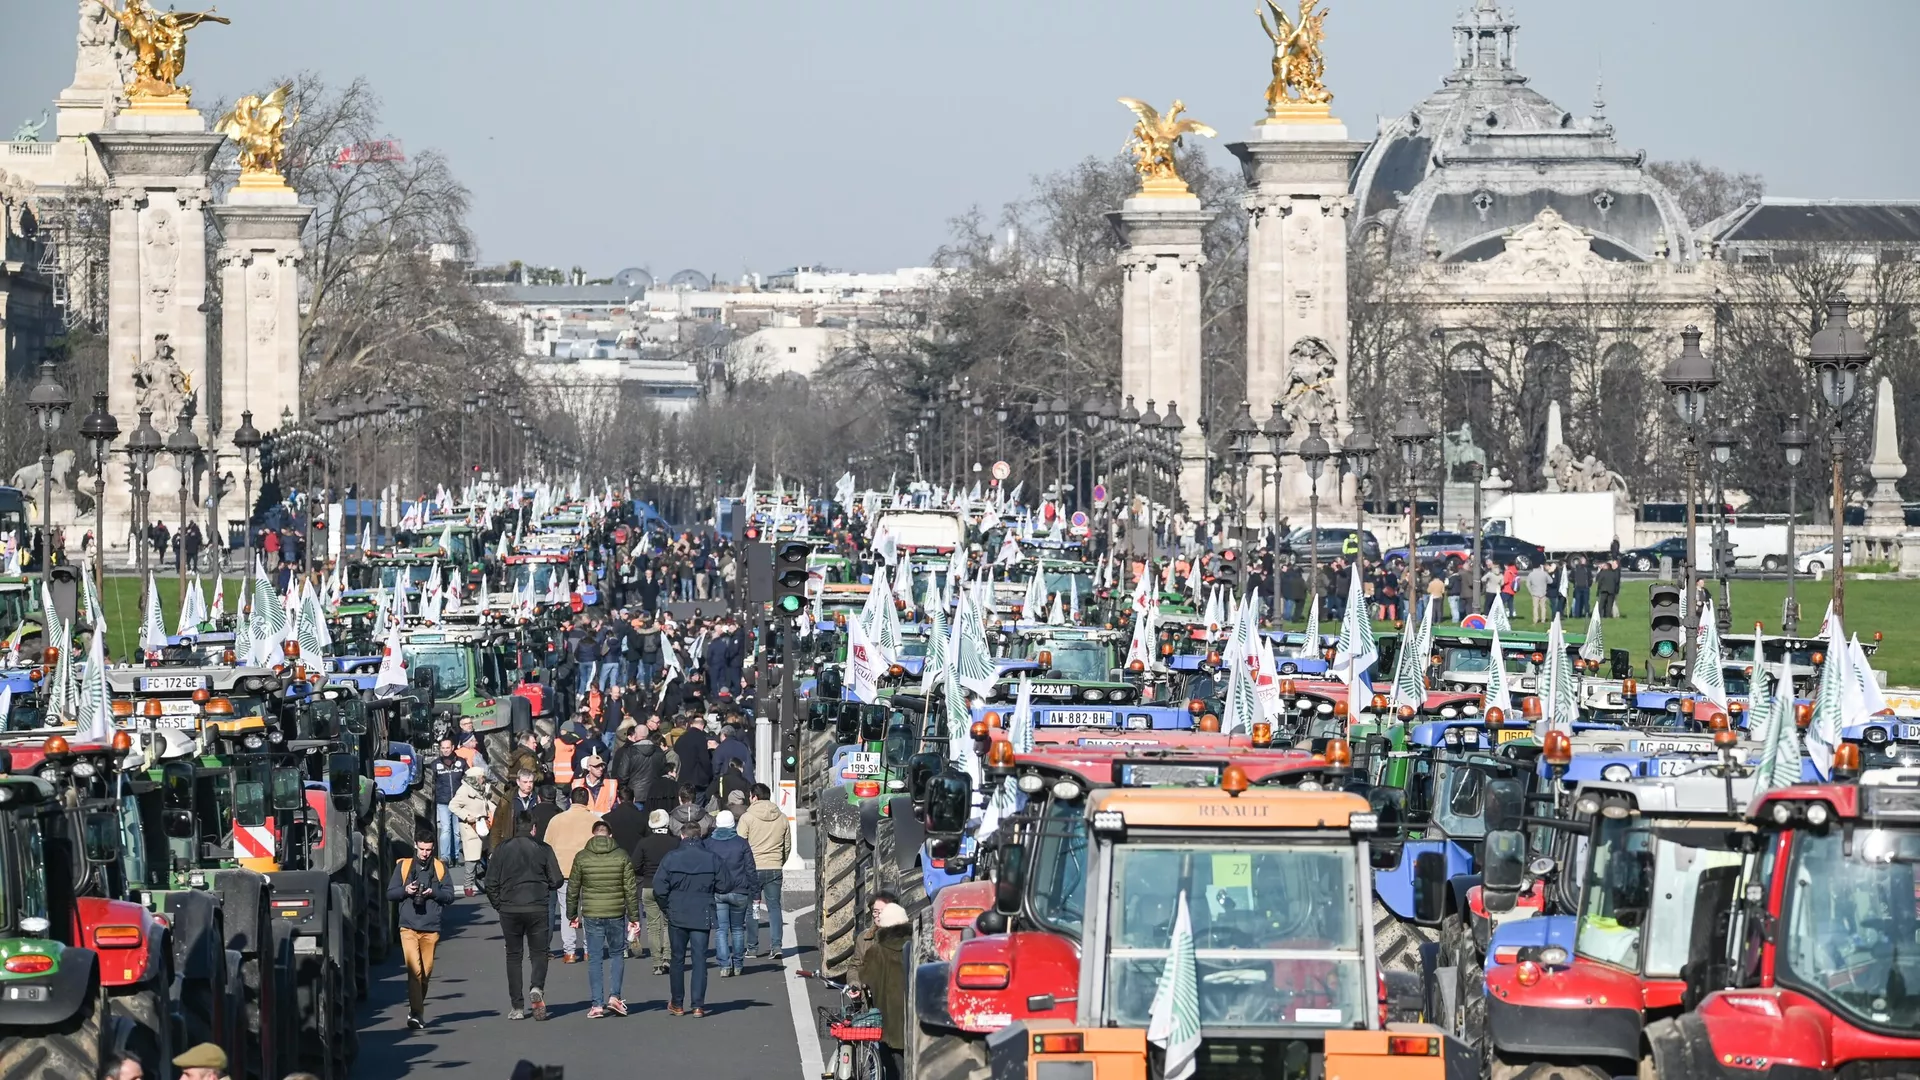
left=702, top=809, right=758, bottom=978
left=388, top=835, right=456, bottom=1030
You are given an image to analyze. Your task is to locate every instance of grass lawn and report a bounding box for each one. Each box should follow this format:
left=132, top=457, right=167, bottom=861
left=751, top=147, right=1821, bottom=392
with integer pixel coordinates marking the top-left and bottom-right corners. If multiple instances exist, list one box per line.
left=91, top=574, right=245, bottom=662
left=1270, top=576, right=1920, bottom=688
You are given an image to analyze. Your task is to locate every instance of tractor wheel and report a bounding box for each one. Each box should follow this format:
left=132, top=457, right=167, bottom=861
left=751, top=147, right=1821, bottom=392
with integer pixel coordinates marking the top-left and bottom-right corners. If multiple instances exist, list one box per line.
left=801, top=727, right=837, bottom=803
left=1438, top=916, right=1487, bottom=1057
left=110, top=980, right=173, bottom=1080
left=904, top=913, right=988, bottom=1080
left=875, top=818, right=927, bottom=920
left=0, top=971, right=107, bottom=1080
left=819, top=834, right=862, bottom=979
left=1370, top=894, right=1437, bottom=974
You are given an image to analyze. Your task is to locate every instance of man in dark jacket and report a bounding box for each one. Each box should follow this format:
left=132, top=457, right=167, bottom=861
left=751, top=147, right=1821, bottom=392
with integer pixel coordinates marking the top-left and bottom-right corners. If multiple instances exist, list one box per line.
left=431, top=739, right=465, bottom=868
left=388, top=835, right=456, bottom=1030
left=566, top=820, right=639, bottom=1017
left=602, top=784, right=648, bottom=858
left=1595, top=559, right=1621, bottom=619
left=653, top=822, right=736, bottom=1016
left=672, top=714, right=715, bottom=797
left=486, top=817, right=563, bottom=1021
left=610, top=722, right=664, bottom=801
left=630, top=809, right=680, bottom=969
left=711, top=723, right=753, bottom=782
left=487, top=770, right=542, bottom=854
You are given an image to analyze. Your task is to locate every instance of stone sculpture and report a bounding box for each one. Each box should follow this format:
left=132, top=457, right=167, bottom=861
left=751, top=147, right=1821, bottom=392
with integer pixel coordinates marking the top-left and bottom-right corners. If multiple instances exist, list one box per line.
left=1118, top=98, right=1216, bottom=195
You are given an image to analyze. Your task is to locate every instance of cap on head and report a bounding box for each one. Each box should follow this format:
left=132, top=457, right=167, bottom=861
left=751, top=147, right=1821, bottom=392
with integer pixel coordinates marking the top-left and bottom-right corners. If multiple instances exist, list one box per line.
left=173, top=1042, right=229, bottom=1070
left=648, top=809, right=671, bottom=830
left=715, top=809, right=736, bottom=830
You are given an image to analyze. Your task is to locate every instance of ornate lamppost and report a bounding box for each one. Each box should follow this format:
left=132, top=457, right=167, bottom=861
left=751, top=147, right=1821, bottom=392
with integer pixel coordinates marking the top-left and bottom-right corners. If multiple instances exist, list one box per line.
left=1390, top=408, right=1436, bottom=620
left=1297, top=422, right=1333, bottom=625
left=1800, top=295, right=1873, bottom=617
left=1138, top=401, right=1162, bottom=554
left=1706, top=416, right=1738, bottom=631
left=1342, top=419, right=1378, bottom=553
left=234, top=410, right=262, bottom=579
left=165, top=410, right=199, bottom=590
left=1778, top=414, right=1809, bottom=634
left=1161, top=402, right=1186, bottom=519
left=127, top=409, right=161, bottom=580
left=1227, top=401, right=1259, bottom=543
left=1262, top=402, right=1294, bottom=620
left=1660, top=325, right=1719, bottom=666
left=24, top=360, right=71, bottom=584
left=78, top=392, right=119, bottom=587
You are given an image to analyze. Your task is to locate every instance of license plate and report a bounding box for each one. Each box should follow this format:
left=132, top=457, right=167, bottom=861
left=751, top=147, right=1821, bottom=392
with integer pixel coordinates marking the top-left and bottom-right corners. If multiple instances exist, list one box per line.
left=138, top=675, right=207, bottom=692
left=844, top=752, right=881, bottom=777
left=1655, top=758, right=1697, bottom=776
left=1045, top=710, right=1114, bottom=726
left=1031, top=684, right=1074, bottom=697
left=1630, top=739, right=1714, bottom=755
left=138, top=715, right=197, bottom=730
left=1900, top=724, right=1920, bottom=741
left=158, top=699, right=199, bottom=716
left=3, top=985, right=47, bottom=1002
left=1494, top=728, right=1531, bottom=744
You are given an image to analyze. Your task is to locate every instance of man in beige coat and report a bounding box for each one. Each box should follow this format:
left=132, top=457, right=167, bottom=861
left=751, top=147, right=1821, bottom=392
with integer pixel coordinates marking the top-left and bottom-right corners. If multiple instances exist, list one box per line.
left=543, top=787, right=603, bottom=963
left=736, top=783, right=791, bottom=958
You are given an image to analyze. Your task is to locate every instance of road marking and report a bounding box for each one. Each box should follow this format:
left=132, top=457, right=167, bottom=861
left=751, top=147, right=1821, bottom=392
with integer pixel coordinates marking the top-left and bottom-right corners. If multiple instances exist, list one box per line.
left=783, top=904, right=824, bottom=1080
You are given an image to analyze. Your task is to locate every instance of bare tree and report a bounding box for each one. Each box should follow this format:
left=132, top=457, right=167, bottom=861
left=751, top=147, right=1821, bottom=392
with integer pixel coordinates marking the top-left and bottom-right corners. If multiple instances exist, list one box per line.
left=1647, top=159, right=1766, bottom=229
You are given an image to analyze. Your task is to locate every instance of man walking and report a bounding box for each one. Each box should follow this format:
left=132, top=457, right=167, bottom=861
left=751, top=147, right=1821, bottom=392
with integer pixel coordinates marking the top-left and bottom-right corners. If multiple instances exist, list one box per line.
left=486, top=817, right=563, bottom=1021
left=631, top=809, right=680, bottom=971
left=487, top=770, right=542, bottom=853
left=1595, top=558, right=1621, bottom=619
left=1525, top=562, right=1550, bottom=623
left=566, top=819, right=640, bottom=1018
left=431, top=738, right=465, bottom=867
left=738, top=783, right=790, bottom=959
left=544, top=788, right=602, bottom=964
left=703, top=809, right=757, bottom=977
left=1569, top=555, right=1593, bottom=619
left=654, top=822, right=736, bottom=1016
left=673, top=714, right=715, bottom=800
left=388, top=835, right=455, bottom=1030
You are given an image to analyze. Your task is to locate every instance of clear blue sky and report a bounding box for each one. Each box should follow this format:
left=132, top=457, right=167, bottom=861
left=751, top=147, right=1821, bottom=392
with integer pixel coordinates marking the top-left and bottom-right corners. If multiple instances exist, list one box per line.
left=5, top=0, right=1915, bottom=279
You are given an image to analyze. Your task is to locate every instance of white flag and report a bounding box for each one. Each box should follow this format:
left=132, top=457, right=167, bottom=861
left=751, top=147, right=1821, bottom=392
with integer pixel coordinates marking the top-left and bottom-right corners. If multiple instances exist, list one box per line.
left=1145, top=891, right=1201, bottom=1080
left=845, top=615, right=885, bottom=704
left=374, top=623, right=409, bottom=699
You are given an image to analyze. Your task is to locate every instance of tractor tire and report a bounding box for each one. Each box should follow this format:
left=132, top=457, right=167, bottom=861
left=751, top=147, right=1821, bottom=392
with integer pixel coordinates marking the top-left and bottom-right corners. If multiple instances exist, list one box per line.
left=1371, top=894, right=1437, bottom=974
left=362, top=807, right=392, bottom=965
left=328, top=897, right=355, bottom=1076
left=110, top=982, right=172, bottom=1079
left=875, top=818, right=927, bottom=920
left=801, top=727, right=837, bottom=803
left=904, top=913, right=989, bottom=1080
left=819, top=834, right=863, bottom=979
left=241, top=955, right=265, bottom=1078
left=1434, top=916, right=1487, bottom=1058
left=172, top=975, right=218, bottom=1054
left=0, top=971, right=107, bottom=1080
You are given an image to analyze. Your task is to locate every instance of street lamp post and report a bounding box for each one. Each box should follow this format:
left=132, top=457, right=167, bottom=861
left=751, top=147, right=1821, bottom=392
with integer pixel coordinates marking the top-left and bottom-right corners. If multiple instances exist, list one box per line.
left=127, top=409, right=161, bottom=580
left=1297, top=422, right=1333, bottom=624
left=78, top=392, right=119, bottom=587
left=1801, top=294, right=1873, bottom=618
left=1660, top=325, right=1719, bottom=667
left=1706, top=416, right=1738, bottom=630
left=1138, top=402, right=1162, bottom=555
left=1390, top=408, right=1436, bottom=620
left=1342, top=419, right=1377, bottom=553
left=1161, top=402, right=1186, bottom=522
left=234, top=410, right=262, bottom=583
left=462, top=396, right=477, bottom=481
left=1116, top=397, right=1139, bottom=554
left=24, top=360, right=72, bottom=586
left=1262, top=402, right=1294, bottom=621
left=1778, top=413, right=1809, bottom=634
left=1227, top=401, right=1259, bottom=544
left=165, top=410, right=199, bottom=595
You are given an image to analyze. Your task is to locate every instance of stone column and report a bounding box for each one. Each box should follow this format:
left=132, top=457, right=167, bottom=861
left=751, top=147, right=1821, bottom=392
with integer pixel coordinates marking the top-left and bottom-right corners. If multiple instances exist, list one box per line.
left=1864, top=375, right=1907, bottom=561
left=88, top=108, right=225, bottom=557
left=1111, top=195, right=1214, bottom=517
left=1230, top=118, right=1367, bottom=519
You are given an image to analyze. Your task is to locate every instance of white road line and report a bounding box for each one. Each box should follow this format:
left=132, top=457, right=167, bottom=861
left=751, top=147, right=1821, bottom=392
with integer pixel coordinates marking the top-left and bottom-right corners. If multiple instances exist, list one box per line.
left=783, top=904, right=824, bottom=1080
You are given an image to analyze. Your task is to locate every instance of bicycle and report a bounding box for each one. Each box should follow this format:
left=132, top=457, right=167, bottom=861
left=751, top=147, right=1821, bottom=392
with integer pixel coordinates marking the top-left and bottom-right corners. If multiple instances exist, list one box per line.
left=796, top=969, right=885, bottom=1080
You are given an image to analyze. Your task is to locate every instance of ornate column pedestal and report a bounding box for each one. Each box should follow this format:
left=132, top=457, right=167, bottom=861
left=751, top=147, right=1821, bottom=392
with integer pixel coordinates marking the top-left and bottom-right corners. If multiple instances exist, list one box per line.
left=1111, top=194, right=1215, bottom=519
left=88, top=108, right=224, bottom=563
left=1230, top=116, right=1367, bottom=521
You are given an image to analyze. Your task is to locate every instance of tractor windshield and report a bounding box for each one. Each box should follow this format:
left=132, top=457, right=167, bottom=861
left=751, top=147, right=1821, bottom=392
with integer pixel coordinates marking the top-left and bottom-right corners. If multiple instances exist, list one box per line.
left=1103, top=842, right=1367, bottom=1030
left=511, top=563, right=558, bottom=595
left=1027, top=796, right=1090, bottom=937
left=405, top=647, right=472, bottom=698
left=1576, top=817, right=1745, bottom=976
left=1038, top=641, right=1110, bottom=682
left=13, top=817, right=47, bottom=931
left=1779, top=825, right=1920, bottom=1034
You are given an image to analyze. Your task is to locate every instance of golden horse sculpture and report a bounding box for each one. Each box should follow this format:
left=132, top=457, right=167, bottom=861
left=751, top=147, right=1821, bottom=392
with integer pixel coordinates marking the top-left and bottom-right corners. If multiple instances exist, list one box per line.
left=1259, top=0, right=1333, bottom=117
left=216, top=84, right=296, bottom=181
left=95, top=0, right=229, bottom=103
left=1119, top=98, right=1217, bottom=196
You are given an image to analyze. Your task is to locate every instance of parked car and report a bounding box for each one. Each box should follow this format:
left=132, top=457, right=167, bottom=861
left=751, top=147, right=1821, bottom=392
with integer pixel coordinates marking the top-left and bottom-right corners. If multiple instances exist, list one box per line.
left=1620, top=536, right=1689, bottom=573
left=1797, top=539, right=1852, bottom=577
left=1383, top=531, right=1546, bottom=571
left=1280, top=526, right=1380, bottom=562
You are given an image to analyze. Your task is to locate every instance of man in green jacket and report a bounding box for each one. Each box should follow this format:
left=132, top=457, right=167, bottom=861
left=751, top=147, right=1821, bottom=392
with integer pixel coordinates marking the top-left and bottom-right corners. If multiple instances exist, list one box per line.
left=567, top=819, right=640, bottom=1017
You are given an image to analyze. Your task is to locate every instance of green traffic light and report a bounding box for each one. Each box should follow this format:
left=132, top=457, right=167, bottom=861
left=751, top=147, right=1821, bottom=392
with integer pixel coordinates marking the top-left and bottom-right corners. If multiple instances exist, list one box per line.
left=777, top=595, right=804, bottom=613
left=1654, top=641, right=1676, bottom=657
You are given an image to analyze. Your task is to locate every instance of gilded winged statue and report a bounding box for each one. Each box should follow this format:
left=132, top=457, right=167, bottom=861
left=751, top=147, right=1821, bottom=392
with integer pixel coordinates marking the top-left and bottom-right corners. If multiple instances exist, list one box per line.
left=1258, top=0, right=1332, bottom=111
left=95, top=0, right=229, bottom=100
left=216, top=84, right=295, bottom=177
left=1119, top=98, right=1216, bottom=190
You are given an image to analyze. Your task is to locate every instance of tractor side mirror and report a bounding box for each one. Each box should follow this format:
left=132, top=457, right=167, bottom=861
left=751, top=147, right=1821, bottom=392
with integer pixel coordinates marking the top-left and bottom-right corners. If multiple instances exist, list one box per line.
left=1481, top=829, right=1526, bottom=912
left=270, top=767, right=304, bottom=812
left=327, top=752, right=359, bottom=809
left=993, top=842, right=1027, bottom=916
left=1411, top=849, right=1448, bottom=925
left=924, top=768, right=972, bottom=836
left=82, top=812, right=119, bottom=864
left=1486, top=778, right=1525, bottom=834
left=163, top=809, right=197, bottom=840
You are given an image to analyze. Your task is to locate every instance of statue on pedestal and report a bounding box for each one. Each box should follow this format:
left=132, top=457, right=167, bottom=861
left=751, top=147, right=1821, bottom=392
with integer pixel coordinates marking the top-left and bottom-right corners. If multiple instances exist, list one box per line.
left=215, top=84, right=295, bottom=177
left=1258, top=0, right=1333, bottom=111
left=134, top=334, right=191, bottom=423
left=1442, top=421, right=1486, bottom=482
left=11, top=113, right=49, bottom=143
left=1118, top=97, right=1216, bottom=196
left=1282, top=336, right=1338, bottom=428
left=94, top=0, right=229, bottom=103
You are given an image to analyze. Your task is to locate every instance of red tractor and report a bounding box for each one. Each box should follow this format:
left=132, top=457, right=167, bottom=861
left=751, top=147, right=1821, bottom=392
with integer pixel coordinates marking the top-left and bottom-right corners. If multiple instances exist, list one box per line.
left=908, top=740, right=1352, bottom=1080
left=1642, top=763, right=1920, bottom=1078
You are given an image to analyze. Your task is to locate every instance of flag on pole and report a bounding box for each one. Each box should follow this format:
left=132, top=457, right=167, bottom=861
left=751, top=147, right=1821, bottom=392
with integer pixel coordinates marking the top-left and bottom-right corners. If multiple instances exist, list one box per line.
left=209, top=573, right=226, bottom=620
left=176, top=573, right=208, bottom=637
left=845, top=615, right=885, bottom=704
left=1754, top=656, right=1804, bottom=792
left=374, top=623, right=409, bottom=698
left=955, top=589, right=998, bottom=698
left=1690, top=598, right=1729, bottom=713
left=1578, top=598, right=1606, bottom=663
left=139, top=574, right=169, bottom=658
left=1540, top=615, right=1579, bottom=738
left=74, top=624, right=111, bottom=745
left=1008, top=674, right=1036, bottom=754
left=1293, top=595, right=1321, bottom=659
left=1332, top=564, right=1377, bottom=699
left=1804, top=611, right=1847, bottom=778
left=1145, top=891, right=1201, bottom=1080
left=1487, top=591, right=1512, bottom=633
left=1484, top=621, right=1512, bottom=719
left=1845, top=633, right=1889, bottom=720
left=1389, top=595, right=1431, bottom=712
left=919, top=606, right=949, bottom=695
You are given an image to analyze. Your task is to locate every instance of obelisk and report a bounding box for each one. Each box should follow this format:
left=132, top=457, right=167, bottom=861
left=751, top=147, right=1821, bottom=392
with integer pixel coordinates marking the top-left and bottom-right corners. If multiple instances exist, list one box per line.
left=1866, top=376, right=1906, bottom=538
left=86, top=6, right=229, bottom=556
left=1230, top=1, right=1369, bottom=518
left=1111, top=99, right=1217, bottom=517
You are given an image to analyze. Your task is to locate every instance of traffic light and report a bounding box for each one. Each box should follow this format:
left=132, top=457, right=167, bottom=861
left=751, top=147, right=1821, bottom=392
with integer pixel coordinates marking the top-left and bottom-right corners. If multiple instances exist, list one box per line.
left=745, top=542, right=773, bottom=604
left=1211, top=550, right=1241, bottom=590
left=309, top=517, right=329, bottom=557
left=773, top=540, right=812, bottom=616
left=781, top=726, right=799, bottom=778
left=1648, top=582, right=1683, bottom=659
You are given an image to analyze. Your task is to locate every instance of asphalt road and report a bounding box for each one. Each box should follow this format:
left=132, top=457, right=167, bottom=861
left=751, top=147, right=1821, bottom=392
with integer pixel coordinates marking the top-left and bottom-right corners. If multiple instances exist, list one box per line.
left=351, top=880, right=836, bottom=1080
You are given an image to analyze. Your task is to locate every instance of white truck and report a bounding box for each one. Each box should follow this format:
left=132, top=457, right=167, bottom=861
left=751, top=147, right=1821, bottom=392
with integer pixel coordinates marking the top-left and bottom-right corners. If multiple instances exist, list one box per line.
left=1483, top=490, right=1632, bottom=555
